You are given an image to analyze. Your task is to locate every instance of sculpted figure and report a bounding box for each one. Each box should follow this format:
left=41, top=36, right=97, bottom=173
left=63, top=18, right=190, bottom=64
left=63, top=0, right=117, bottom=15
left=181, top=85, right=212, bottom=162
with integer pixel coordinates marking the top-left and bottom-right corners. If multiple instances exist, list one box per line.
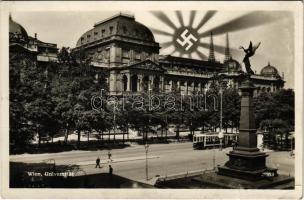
left=240, top=41, right=261, bottom=75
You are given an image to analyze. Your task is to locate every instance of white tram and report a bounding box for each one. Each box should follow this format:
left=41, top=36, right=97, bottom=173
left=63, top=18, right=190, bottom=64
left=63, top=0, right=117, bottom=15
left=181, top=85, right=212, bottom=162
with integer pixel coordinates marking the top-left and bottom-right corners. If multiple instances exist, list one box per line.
left=193, top=132, right=238, bottom=149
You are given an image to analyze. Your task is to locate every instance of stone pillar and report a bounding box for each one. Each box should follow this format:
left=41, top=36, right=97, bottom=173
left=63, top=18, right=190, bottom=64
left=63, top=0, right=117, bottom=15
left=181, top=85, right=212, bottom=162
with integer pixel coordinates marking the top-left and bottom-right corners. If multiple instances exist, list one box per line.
left=177, top=81, right=180, bottom=93
left=127, top=73, right=131, bottom=91
left=198, top=82, right=202, bottom=94
left=169, top=80, right=173, bottom=92
left=109, top=70, right=117, bottom=95
left=184, top=81, right=188, bottom=95
left=149, top=75, right=154, bottom=91
left=138, top=74, right=143, bottom=92
left=218, top=76, right=269, bottom=181
left=160, top=76, right=164, bottom=92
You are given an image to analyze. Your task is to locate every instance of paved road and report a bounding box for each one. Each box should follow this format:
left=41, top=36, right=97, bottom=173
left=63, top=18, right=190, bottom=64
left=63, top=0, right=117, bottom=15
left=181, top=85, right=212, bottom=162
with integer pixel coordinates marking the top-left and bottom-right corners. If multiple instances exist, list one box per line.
left=10, top=142, right=294, bottom=182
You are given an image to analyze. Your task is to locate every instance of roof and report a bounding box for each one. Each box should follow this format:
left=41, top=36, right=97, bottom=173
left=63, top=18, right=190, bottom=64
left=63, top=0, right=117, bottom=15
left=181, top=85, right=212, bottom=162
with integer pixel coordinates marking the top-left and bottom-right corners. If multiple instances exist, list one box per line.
left=76, top=13, right=156, bottom=47
left=9, top=15, right=29, bottom=43
left=260, top=62, right=280, bottom=78
left=159, top=55, right=223, bottom=70
left=113, top=60, right=165, bottom=72
left=222, top=58, right=242, bottom=73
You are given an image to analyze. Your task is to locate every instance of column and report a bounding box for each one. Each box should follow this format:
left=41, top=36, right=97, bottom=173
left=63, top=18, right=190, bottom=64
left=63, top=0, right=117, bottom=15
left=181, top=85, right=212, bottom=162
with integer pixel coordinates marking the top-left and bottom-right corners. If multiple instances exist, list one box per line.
left=169, top=80, right=173, bottom=92
left=160, top=76, right=164, bottom=92
left=184, top=81, right=188, bottom=95
left=177, top=81, right=180, bottom=93
left=198, top=82, right=202, bottom=94
left=138, top=74, right=143, bottom=92
left=149, top=75, right=154, bottom=91
left=127, top=73, right=131, bottom=91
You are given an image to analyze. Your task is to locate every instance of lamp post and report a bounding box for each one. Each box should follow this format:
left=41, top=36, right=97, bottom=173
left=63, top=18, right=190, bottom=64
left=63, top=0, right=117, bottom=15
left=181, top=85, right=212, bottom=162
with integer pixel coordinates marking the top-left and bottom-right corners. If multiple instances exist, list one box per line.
left=144, top=142, right=149, bottom=180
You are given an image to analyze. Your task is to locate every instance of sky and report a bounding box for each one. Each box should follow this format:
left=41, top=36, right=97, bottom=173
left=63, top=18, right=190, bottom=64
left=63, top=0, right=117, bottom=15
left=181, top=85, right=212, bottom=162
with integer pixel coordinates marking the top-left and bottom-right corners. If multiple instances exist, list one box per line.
left=11, top=10, right=294, bottom=89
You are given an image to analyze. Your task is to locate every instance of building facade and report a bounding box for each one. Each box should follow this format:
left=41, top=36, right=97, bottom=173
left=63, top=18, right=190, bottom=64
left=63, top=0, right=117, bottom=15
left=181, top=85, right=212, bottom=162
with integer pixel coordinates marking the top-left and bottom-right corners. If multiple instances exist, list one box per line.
left=9, top=15, right=58, bottom=64
left=74, top=13, right=285, bottom=96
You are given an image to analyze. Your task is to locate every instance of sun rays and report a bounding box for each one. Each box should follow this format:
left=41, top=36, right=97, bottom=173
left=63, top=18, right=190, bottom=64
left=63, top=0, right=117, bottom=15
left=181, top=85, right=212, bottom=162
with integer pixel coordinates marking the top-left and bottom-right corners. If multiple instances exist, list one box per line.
left=150, top=11, right=286, bottom=60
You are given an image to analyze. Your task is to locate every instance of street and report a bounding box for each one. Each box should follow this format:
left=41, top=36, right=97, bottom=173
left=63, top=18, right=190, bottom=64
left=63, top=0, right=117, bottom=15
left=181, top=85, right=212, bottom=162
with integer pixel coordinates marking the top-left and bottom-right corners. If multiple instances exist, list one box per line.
left=10, top=142, right=294, bottom=182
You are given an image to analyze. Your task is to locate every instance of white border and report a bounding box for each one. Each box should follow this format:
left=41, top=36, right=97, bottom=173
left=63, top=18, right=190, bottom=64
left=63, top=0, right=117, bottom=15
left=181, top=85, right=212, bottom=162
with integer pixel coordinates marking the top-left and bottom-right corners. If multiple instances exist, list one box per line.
left=0, top=1, right=303, bottom=199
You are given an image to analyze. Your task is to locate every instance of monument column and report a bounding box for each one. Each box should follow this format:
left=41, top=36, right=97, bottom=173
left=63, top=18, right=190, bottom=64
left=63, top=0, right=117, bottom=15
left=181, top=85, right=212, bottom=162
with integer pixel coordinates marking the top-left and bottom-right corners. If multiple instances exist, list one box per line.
left=218, top=76, right=269, bottom=181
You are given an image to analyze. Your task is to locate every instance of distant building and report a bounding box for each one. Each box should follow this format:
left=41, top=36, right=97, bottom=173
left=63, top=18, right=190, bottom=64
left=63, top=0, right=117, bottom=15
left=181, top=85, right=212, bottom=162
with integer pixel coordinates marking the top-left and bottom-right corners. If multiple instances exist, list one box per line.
left=9, top=15, right=58, bottom=63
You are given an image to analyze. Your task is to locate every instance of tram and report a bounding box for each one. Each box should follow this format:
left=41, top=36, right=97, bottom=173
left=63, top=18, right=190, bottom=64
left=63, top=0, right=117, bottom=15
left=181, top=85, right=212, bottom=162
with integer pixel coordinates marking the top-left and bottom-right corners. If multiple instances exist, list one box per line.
left=193, top=132, right=237, bottom=149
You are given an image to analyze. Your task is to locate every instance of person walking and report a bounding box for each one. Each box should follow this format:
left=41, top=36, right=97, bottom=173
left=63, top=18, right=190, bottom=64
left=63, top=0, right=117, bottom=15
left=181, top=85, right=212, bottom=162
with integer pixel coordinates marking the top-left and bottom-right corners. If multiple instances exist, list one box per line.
left=95, top=157, right=101, bottom=168
left=108, top=151, right=112, bottom=162
left=109, top=165, right=113, bottom=175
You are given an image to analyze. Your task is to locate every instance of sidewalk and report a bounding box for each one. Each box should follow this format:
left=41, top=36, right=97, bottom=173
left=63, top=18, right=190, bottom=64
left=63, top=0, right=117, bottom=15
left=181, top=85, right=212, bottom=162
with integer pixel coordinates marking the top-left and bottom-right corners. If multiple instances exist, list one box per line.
left=75, top=155, right=160, bottom=166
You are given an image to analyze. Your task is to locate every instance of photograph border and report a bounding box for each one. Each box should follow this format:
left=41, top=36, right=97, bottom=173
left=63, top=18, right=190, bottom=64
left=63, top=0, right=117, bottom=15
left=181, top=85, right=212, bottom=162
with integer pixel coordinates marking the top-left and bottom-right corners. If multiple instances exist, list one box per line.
left=1, top=1, right=303, bottom=199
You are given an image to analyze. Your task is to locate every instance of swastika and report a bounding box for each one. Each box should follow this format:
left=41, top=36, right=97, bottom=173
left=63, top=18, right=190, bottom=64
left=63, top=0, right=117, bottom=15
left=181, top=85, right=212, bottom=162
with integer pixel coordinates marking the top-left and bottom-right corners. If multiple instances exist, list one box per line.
left=176, top=29, right=198, bottom=51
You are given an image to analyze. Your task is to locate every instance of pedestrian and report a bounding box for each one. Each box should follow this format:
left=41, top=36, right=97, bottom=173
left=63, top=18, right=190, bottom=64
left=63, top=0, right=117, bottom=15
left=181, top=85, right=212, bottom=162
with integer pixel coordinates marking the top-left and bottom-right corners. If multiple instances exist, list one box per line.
left=95, top=156, right=101, bottom=168
left=232, top=140, right=235, bottom=150
left=109, top=165, right=113, bottom=175
left=108, top=151, right=112, bottom=162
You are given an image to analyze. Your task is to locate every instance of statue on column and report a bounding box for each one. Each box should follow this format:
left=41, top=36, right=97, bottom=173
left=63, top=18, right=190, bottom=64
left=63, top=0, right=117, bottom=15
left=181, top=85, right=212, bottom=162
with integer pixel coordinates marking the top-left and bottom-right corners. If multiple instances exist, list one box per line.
left=240, top=41, right=261, bottom=75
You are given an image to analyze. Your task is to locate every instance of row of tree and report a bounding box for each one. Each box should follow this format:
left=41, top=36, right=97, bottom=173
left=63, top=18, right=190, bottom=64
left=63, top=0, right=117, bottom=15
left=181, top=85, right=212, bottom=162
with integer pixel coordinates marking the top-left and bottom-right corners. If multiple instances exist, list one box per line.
left=9, top=47, right=295, bottom=153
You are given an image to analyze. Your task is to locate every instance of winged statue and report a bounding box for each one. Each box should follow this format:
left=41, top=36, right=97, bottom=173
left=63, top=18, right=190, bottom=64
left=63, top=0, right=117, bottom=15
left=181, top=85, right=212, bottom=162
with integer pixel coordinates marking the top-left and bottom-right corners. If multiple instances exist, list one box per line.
left=239, top=41, right=261, bottom=75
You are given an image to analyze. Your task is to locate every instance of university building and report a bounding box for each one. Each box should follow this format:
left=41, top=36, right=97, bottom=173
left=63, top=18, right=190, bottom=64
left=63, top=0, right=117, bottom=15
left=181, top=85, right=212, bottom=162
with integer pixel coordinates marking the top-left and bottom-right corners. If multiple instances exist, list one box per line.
left=9, top=13, right=284, bottom=96
left=73, top=13, right=284, bottom=96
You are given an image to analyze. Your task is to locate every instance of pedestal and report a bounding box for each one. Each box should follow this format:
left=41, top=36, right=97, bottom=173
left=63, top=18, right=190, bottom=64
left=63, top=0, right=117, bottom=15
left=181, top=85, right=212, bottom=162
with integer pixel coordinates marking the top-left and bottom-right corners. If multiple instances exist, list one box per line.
left=218, top=76, right=273, bottom=180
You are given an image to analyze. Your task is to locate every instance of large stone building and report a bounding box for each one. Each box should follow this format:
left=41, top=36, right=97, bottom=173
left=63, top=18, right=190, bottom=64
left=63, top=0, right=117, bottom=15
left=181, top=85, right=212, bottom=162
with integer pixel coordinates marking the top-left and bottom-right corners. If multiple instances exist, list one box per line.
left=73, top=13, right=284, bottom=96
left=9, top=15, right=58, bottom=63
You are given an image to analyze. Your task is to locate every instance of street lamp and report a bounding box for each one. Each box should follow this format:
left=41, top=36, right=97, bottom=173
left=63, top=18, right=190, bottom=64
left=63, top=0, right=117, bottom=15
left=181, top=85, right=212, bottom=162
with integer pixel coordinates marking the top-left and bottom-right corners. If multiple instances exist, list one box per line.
left=144, top=142, right=149, bottom=180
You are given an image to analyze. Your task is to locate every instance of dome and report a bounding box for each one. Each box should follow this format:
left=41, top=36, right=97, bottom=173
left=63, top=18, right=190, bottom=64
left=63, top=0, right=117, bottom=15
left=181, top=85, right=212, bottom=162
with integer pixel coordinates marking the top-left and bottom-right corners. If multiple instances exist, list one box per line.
left=76, top=13, right=155, bottom=47
left=9, top=15, right=28, bottom=43
left=260, top=62, right=280, bottom=77
left=223, top=57, right=242, bottom=73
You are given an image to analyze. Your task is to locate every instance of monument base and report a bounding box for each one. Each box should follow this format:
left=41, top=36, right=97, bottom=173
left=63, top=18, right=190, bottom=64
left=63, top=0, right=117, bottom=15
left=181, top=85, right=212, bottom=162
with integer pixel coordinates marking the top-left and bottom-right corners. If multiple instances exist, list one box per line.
left=218, top=149, right=269, bottom=181
left=192, top=171, right=294, bottom=189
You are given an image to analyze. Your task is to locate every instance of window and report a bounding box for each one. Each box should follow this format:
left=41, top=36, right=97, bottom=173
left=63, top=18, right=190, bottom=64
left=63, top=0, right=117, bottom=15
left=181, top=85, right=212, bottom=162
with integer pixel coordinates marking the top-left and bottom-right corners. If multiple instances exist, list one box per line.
left=94, top=31, right=98, bottom=36
left=109, top=26, right=113, bottom=34
left=87, top=34, right=91, bottom=38
left=101, top=29, right=105, bottom=37
left=123, top=26, right=127, bottom=34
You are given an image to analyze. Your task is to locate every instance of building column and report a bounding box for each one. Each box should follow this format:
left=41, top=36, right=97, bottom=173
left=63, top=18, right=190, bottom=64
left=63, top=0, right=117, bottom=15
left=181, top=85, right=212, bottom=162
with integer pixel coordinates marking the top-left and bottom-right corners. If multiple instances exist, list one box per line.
left=138, top=74, right=143, bottom=92
left=169, top=80, right=173, bottom=92
left=198, top=82, right=202, bottom=94
left=160, top=76, right=164, bottom=92
left=127, top=73, right=131, bottom=92
left=177, top=81, right=180, bottom=93
left=149, top=75, right=154, bottom=91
